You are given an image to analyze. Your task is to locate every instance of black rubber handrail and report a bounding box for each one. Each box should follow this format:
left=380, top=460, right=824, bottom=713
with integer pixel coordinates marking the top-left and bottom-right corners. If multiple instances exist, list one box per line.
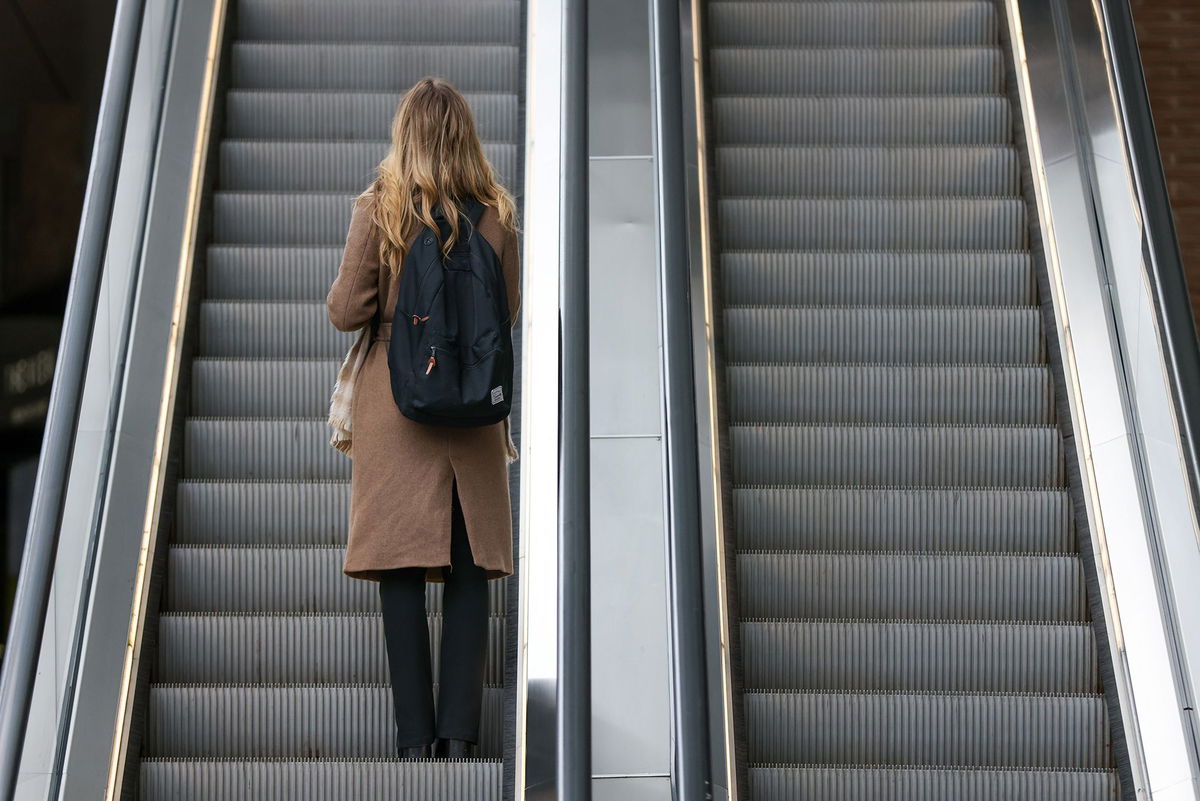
left=0, top=0, right=147, bottom=797
left=650, top=0, right=713, bottom=798
left=559, top=0, right=592, bottom=798
left=1099, top=0, right=1200, bottom=537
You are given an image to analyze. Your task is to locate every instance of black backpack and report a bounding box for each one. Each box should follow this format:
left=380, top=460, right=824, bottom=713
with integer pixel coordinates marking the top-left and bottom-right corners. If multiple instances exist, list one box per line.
left=386, top=196, right=514, bottom=427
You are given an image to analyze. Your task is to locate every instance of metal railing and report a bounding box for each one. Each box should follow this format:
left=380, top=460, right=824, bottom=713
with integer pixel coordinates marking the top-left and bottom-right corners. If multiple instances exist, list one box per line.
left=0, top=0, right=148, bottom=797
left=558, top=0, right=592, bottom=798
left=650, top=0, right=713, bottom=798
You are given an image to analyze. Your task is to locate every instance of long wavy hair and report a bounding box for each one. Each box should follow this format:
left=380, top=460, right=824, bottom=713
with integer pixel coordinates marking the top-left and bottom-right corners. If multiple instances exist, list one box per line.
left=359, top=77, right=518, bottom=277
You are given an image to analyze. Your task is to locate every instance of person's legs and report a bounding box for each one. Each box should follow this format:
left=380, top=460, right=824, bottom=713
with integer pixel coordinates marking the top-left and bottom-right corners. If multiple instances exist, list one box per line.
left=435, top=476, right=490, bottom=744
left=378, top=565, right=435, bottom=749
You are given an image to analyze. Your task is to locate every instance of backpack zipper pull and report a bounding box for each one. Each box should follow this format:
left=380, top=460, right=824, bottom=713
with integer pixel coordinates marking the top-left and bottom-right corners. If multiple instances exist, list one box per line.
left=426, top=346, right=437, bottom=375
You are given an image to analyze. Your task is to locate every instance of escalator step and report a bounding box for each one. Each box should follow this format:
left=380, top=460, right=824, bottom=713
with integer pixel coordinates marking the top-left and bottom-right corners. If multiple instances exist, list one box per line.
left=144, top=685, right=504, bottom=758
left=210, top=192, right=378, bottom=245
left=745, top=690, right=1108, bottom=768
left=737, top=552, right=1087, bottom=620
left=191, top=359, right=338, bottom=417
left=198, top=302, right=351, bottom=358
left=728, top=424, right=1063, bottom=486
left=740, top=620, right=1098, bottom=692
left=238, top=0, right=521, bottom=42
left=732, top=486, right=1072, bottom=552
left=720, top=251, right=1034, bottom=306
left=712, top=96, right=1012, bottom=144
left=709, top=47, right=1003, bottom=94
left=725, top=364, right=1053, bottom=424
left=206, top=245, right=342, bottom=300
left=140, top=760, right=502, bottom=801
left=157, top=614, right=505, bottom=685
left=717, top=197, right=1027, bottom=250
left=176, top=480, right=349, bottom=546
left=165, top=546, right=508, bottom=614
left=186, top=419, right=347, bottom=480
left=230, top=43, right=518, bottom=92
left=748, top=765, right=1117, bottom=801
left=219, top=140, right=518, bottom=191
left=708, top=1, right=997, bottom=47
left=723, top=306, right=1043, bottom=363
left=715, top=146, right=1018, bottom=196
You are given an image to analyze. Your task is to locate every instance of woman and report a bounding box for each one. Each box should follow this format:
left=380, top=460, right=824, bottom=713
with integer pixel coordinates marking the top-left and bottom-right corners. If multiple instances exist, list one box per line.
left=325, top=77, right=521, bottom=760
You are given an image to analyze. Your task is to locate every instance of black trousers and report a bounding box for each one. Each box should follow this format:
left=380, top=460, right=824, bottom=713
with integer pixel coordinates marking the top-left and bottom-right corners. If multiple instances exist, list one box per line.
left=378, top=477, right=489, bottom=747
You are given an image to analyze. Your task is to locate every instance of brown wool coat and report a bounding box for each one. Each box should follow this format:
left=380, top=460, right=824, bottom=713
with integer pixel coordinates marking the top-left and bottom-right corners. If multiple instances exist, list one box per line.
left=326, top=193, right=521, bottom=582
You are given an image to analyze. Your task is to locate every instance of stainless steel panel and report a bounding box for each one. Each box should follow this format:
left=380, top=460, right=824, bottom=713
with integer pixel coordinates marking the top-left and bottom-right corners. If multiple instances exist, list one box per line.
left=588, top=158, right=661, bottom=436
left=588, top=0, right=652, bottom=157
left=589, top=437, right=671, bottom=776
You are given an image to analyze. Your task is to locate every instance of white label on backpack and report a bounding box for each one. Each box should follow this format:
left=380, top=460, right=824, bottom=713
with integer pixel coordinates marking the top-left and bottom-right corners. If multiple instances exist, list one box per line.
left=491, top=385, right=504, bottom=405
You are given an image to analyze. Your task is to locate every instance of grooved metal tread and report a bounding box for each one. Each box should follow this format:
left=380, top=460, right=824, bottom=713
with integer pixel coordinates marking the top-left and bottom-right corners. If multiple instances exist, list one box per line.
left=140, top=759, right=502, bottom=801
left=157, top=612, right=505, bottom=685
left=165, top=546, right=509, bottom=613
left=144, top=684, right=504, bottom=758
left=719, top=250, right=1036, bottom=305
left=704, top=0, right=1117, bottom=796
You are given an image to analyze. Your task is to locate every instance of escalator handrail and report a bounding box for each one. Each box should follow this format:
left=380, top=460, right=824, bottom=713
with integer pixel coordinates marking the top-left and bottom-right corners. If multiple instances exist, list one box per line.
left=1097, top=0, right=1200, bottom=534
left=650, top=0, right=714, bottom=797
left=0, top=0, right=147, bottom=797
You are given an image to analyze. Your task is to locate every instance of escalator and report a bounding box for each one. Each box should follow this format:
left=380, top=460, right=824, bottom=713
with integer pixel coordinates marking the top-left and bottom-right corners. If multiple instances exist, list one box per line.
left=701, top=1, right=1123, bottom=797
left=134, top=0, right=524, bottom=797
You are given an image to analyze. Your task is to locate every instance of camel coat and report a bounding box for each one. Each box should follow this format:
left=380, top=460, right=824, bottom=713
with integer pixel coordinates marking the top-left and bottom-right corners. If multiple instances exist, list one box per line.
left=326, top=192, right=521, bottom=582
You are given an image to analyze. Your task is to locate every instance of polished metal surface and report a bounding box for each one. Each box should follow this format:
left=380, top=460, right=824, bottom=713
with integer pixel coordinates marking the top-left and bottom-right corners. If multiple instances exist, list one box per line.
left=559, top=0, right=592, bottom=798
left=676, top=0, right=737, bottom=797
left=1006, top=0, right=1200, bottom=796
left=648, top=0, right=713, bottom=797
left=517, top=1, right=565, bottom=797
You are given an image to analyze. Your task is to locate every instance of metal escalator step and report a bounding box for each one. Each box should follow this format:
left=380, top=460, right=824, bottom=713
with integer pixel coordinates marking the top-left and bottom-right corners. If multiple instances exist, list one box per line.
left=708, top=2, right=997, bottom=47
left=713, top=96, right=1011, bottom=144
left=720, top=251, right=1034, bottom=305
left=145, top=685, right=504, bottom=758
left=228, top=89, right=515, bottom=140
left=213, top=193, right=358, bottom=245
left=732, top=487, right=1072, bottom=552
left=186, top=419, right=346, bottom=480
left=745, top=691, right=1108, bottom=768
left=192, top=359, right=338, bottom=417
left=176, top=480, right=348, bottom=546
left=726, top=364, right=1053, bottom=425
left=219, top=140, right=518, bottom=191
left=231, top=44, right=518, bottom=92
left=199, top=302, right=351, bottom=358
left=238, top=0, right=520, bottom=42
left=724, top=306, right=1043, bottom=365
left=717, top=198, right=1026, bottom=250
left=140, top=759, right=502, bottom=801
left=207, top=246, right=343, bottom=301
left=709, top=47, right=1003, bottom=95
left=165, top=546, right=508, bottom=614
left=748, top=765, right=1117, bottom=801
left=737, top=552, right=1087, bottom=620
left=740, top=620, right=1097, bottom=692
left=730, top=424, right=1063, bottom=487
left=157, top=614, right=505, bottom=685
left=715, top=146, right=1018, bottom=196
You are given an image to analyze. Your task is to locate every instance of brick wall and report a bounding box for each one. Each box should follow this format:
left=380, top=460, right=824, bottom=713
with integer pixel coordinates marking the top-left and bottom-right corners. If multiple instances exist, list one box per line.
left=1130, top=0, right=1200, bottom=324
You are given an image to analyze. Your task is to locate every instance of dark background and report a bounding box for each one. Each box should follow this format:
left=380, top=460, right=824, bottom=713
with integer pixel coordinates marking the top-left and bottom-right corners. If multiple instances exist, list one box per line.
left=0, top=0, right=117, bottom=645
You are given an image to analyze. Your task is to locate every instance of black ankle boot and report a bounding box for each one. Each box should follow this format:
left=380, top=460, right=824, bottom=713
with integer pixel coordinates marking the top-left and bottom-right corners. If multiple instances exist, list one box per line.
left=399, top=743, right=430, bottom=759
left=437, top=737, right=473, bottom=759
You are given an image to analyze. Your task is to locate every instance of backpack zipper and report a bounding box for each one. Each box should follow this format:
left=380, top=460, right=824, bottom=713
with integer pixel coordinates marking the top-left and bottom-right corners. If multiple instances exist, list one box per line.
left=426, top=345, right=437, bottom=375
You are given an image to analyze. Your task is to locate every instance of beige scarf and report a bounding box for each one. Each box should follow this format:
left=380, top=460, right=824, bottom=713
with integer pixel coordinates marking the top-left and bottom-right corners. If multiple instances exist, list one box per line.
left=327, top=326, right=519, bottom=463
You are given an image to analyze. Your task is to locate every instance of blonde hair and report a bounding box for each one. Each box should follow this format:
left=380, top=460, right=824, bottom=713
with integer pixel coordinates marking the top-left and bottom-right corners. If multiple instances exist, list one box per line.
left=358, top=77, right=518, bottom=277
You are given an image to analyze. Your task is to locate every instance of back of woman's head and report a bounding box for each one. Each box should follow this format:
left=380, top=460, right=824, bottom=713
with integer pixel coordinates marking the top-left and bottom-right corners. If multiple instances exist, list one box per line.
left=364, top=77, right=517, bottom=275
